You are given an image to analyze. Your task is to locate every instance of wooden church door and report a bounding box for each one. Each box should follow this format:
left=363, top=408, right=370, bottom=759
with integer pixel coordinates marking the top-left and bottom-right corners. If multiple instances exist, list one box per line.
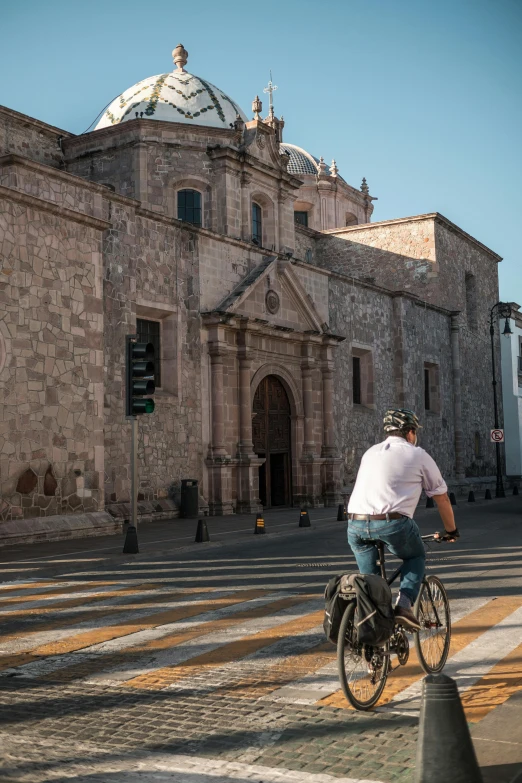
left=252, top=375, right=291, bottom=507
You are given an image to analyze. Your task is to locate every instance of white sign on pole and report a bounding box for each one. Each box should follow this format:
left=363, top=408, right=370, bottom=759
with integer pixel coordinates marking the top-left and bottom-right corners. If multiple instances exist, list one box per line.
left=490, top=429, right=504, bottom=443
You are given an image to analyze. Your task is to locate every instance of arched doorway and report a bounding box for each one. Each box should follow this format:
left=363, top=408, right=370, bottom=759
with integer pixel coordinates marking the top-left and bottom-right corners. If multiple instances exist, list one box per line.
left=252, top=375, right=291, bottom=507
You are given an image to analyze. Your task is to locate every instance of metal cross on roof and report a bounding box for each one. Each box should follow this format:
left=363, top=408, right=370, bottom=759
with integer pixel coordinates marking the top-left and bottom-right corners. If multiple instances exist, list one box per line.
left=263, top=71, right=278, bottom=114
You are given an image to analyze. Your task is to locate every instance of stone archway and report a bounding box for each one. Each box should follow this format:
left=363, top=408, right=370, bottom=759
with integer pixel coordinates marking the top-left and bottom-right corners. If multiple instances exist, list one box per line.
left=252, top=375, right=292, bottom=507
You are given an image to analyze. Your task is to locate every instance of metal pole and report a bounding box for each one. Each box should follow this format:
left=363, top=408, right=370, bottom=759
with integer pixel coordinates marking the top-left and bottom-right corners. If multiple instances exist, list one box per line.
left=130, top=416, right=138, bottom=529
left=490, top=306, right=505, bottom=498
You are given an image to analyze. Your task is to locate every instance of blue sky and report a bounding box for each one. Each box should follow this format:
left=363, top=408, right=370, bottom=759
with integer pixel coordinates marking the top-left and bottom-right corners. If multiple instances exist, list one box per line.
left=2, top=0, right=521, bottom=305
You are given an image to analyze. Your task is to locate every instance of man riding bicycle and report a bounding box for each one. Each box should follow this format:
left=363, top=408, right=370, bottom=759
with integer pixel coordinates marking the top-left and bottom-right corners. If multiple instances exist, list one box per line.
left=347, top=408, right=459, bottom=630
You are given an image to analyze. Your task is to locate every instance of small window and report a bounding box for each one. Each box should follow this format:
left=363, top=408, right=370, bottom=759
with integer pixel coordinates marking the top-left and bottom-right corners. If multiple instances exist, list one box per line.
left=178, top=189, right=202, bottom=226
left=345, top=212, right=358, bottom=226
left=352, top=356, right=361, bottom=405
left=424, top=362, right=440, bottom=413
left=424, top=368, right=431, bottom=410
left=252, top=202, right=262, bottom=245
left=294, top=211, right=308, bottom=227
left=137, top=318, right=161, bottom=388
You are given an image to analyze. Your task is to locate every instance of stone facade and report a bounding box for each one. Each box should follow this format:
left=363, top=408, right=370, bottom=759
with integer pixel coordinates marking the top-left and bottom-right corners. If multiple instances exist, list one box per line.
left=0, top=58, right=505, bottom=526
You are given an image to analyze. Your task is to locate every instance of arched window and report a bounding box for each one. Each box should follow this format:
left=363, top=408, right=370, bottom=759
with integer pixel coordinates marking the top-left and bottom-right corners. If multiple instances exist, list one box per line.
left=178, top=189, right=202, bottom=226
left=252, top=202, right=262, bottom=245
left=345, top=212, right=358, bottom=226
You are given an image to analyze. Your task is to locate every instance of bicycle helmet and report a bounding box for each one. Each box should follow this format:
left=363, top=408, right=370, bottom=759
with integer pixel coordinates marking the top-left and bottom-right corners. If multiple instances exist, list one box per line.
left=383, top=408, right=422, bottom=433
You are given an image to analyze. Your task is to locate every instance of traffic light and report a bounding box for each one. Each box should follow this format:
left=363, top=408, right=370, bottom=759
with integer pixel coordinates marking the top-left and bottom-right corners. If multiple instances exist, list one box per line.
left=125, top=336, right=156, bottom=417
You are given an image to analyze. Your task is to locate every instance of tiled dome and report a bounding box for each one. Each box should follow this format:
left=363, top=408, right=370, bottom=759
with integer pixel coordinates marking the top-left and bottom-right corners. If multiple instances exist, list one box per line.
left=95, top=44, right=247, bottom=131
left=280, top=143, right=321, bottom=176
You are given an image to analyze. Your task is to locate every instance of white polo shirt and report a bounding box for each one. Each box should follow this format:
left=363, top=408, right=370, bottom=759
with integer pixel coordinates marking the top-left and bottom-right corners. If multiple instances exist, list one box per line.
left=347, top=436, right=448, bottom=519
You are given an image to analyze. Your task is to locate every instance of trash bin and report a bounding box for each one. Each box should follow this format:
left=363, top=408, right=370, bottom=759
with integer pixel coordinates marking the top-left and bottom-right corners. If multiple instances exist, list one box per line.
left=180, top=479, right=199, bottom=518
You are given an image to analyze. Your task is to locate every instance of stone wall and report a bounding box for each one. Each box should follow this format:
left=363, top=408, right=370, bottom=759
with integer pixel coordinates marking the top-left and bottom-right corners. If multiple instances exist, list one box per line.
left=0, top=106, right=71, bottom=169
left=102, top=204, right=204, bottom=508
left=434, top=222, right=501, bottom=477
left=0, top=168, right=106, bottom=521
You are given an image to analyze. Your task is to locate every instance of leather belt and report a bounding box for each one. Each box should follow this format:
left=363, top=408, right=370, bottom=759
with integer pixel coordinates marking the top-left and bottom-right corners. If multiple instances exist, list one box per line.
left=349, top=513, right=404, bottom=521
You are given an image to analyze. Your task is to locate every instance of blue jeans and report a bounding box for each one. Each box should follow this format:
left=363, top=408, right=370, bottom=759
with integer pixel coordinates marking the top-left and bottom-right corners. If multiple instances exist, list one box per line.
left=347, top=516, right=425, bottom=603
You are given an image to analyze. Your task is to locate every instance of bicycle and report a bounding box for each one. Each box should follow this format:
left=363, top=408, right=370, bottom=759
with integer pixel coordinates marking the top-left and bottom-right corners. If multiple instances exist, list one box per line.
left=337, top=534, right=451, bottom=710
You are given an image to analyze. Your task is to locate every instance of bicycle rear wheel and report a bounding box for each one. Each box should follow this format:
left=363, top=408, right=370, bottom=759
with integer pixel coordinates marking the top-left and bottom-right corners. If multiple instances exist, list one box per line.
left=337, top=600, right=390, bottom=710
left=414, top=575, right=451, bottom=673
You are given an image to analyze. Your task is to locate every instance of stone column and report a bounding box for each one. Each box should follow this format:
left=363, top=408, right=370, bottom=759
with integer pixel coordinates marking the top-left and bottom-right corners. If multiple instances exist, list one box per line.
left=450, top=313, right=465, bottom=479
left=209, top=345, right=227, bottom=457
left=238, top=353, right=253, bottom=455
left=302, top=363, right=315, bottom=455
left=321, top=362, right=335, bottom=457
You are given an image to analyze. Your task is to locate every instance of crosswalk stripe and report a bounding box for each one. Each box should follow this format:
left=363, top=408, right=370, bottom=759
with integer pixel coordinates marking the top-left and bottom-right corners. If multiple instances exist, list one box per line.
left=212, top=638, right=335, bottom=700
left=83, top=595, right=316, bottom=687
left=0, top=579, right=61, bottom=595
left=122, top=599, right=321, bottom=690
left=15, top=592, right=304, bottom=684
left=461, top=640, right=522, bottom=722
left=0, top=587, right=267, bottom=674
left=0, top=582, right=160, bottom=617
left=0, top=580, right=119, bottom=606
left=0, top=585, right=208, bottom=653
left=321, top=595, right=522, bottom=709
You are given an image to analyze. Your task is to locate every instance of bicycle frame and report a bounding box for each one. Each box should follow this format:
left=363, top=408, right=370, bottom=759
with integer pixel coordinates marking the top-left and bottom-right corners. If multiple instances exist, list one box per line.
left=375, top=541, right=443, bottom=627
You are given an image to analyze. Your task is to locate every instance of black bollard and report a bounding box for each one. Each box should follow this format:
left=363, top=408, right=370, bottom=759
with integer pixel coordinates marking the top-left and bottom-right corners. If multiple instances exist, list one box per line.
left=485, top=488, right=492, bottom=500
left=449, top=492, right=457, bottom=506
left=123, top=524, right=139, bottom=554
left=467, top=491, right=475, bottom=503
left=415, top=674, right=483, bottom=782
left=299, top=508, right=311, bottom=527
left=254, top=514, right=265, bottom=535
left=514, top=485, right=519, bottom=496
left=337, top=503, right=345, bottom=521
left=195, top=519, right=210, bottom=543
left=426, top=496, right=435, bottom=509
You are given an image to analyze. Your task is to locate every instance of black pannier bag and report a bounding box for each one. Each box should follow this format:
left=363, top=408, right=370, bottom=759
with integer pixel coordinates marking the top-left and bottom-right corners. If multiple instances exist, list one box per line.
left=323, top=574, right=354, bottom=644
left=352, top=573, right=394, bottom=646
left=323, top=573, right=394, bottom=647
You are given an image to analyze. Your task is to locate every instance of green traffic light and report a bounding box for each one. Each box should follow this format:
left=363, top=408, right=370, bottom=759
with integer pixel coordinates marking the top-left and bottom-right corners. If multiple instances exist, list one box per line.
left=132, top=398, right=155, bottom=415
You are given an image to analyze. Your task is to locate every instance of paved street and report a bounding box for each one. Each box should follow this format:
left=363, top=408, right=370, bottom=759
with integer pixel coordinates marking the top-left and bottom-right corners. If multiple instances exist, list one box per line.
left=0, top=495, right=521, bottom=782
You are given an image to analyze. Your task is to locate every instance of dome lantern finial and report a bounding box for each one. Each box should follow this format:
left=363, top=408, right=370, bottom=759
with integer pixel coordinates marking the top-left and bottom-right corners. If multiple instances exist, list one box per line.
left=361, top=177, right=369, bottom=194
left=172, top=43, right=188, bottom=72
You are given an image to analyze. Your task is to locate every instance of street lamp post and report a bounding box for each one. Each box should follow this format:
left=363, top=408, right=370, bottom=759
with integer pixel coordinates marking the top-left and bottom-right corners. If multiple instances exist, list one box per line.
left=489, top=301, right=513, bottom=498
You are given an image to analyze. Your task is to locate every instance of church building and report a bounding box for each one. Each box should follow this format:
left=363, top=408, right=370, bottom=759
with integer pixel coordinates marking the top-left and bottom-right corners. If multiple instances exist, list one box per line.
left=0, top=44, right=503, bottom=530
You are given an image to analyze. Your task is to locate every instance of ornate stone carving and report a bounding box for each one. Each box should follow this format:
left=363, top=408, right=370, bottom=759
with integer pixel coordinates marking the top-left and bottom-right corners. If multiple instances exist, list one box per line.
left=265, top=290, right=280, bottom=314
left=256, top=133, right=266, bottom=150
left=252, top=95, right=262, bottom=120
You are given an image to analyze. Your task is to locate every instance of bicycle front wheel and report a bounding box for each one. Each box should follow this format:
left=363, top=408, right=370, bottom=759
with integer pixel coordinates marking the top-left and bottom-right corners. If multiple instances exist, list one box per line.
left=414, top=575, right=451, bottom=673
left=337, top=600, right=390, bottom=710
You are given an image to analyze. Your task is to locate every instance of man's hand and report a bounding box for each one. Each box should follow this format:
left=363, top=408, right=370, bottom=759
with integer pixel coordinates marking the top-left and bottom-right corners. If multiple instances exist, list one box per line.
left=434, top=527, right=460, bottom=543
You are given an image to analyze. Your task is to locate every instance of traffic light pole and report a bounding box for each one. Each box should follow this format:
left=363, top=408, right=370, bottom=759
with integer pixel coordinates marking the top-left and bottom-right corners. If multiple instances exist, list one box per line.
left=130, top=416, right=138, bottom=530
left=123, top=334, right=140, bottom=554
left=123, top=332, right=156, bottom=554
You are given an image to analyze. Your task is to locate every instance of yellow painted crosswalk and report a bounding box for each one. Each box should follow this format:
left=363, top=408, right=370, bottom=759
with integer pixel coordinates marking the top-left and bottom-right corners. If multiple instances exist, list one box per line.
left=0, top=576, right=521, bottom=724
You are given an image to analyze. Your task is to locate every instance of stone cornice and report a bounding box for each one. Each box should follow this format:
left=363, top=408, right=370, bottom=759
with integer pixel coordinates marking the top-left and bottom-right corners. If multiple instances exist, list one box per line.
left=0, top=183, right=111, bottom=230
left=0, top=104, right=74, bottom=138
left=318, top=212, right=502, bottom=261
left=207, top=145, right=302, bottom=190
left=0, top=154, right=136, bottom=206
